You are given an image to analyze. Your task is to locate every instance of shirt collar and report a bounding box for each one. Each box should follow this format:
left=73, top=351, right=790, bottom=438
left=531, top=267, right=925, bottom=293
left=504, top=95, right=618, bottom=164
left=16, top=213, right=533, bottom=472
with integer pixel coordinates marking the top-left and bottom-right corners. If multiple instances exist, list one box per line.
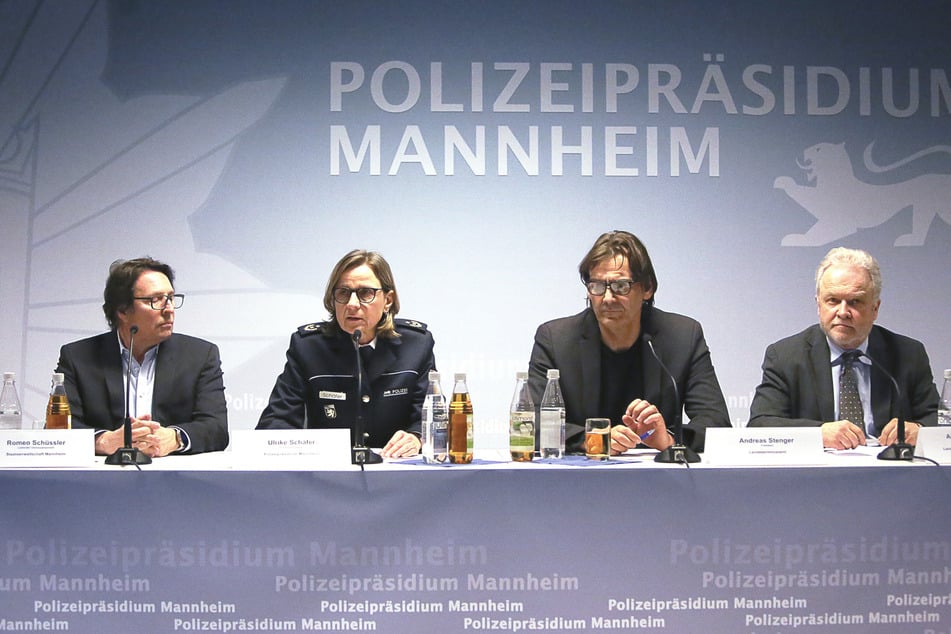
left=827, top=337, right=870, bottom=366
left=116, top=330, right=160, bottom=365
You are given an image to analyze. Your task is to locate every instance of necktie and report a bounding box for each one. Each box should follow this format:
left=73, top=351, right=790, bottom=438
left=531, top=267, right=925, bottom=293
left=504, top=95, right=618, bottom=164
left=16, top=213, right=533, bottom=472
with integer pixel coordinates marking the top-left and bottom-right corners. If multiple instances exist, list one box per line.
left=358, top=345, right=374, bottom=389
left=838, top=350, right=864, bottom=435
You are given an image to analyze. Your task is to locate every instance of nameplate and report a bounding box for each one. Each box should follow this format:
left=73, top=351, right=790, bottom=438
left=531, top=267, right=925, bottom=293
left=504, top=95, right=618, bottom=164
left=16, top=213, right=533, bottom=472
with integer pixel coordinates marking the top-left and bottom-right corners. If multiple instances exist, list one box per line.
left=229, top=429, right=353, bottom=469
left=914, top=427, right=951, bottom=464
left=704, top=427, right=824, bottom=465
left=0, top=429, right=95, bottom=468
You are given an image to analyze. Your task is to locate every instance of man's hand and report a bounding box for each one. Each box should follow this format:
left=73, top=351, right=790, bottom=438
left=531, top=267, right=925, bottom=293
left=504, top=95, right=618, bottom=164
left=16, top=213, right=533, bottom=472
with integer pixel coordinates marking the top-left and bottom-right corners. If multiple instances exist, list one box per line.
left=821, top=420, right=866, bottom=450
left=878, top=418, right=921, bottom=446
left=613, top=398, right=673, bottom=454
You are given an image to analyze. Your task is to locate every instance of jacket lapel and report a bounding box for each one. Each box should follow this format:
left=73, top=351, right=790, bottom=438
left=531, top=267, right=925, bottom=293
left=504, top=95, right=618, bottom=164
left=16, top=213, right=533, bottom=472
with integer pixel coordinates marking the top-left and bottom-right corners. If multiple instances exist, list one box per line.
left=639, top=314, right=663, bottom=409
left=807, top=327, right=836, bottom=422
left=579, top=310, right=601, bottom=415
left=866, top=327, right=894, bottom=427
left=367, top=338, right=396, bottom=383
left=101, top=333, right=127, bottom=425
left=152, top=337, right=175, bottom=419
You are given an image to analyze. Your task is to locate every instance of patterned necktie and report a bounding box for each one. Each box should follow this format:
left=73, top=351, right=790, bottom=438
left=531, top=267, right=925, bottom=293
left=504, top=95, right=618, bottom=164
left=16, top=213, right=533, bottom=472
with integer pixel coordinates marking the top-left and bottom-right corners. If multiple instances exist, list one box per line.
left=838, top=350, right=865, bottom=435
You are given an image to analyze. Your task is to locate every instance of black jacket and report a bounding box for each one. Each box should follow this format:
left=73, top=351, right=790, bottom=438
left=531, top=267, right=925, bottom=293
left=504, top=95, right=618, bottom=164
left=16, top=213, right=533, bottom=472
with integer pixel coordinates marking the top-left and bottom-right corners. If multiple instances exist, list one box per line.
left=529, top=306, right=730, bottom=453
left=256, top=318, right=436, bottom=447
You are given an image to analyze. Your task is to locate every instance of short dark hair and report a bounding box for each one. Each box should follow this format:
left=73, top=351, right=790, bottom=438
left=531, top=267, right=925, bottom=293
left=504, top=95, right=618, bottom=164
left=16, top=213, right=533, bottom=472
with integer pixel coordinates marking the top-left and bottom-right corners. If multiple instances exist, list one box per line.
left=322, top=250, right=401, bottom=338
left=102, top=258, right=175, bottom=329
left=578, top=230, right=657, bottom=305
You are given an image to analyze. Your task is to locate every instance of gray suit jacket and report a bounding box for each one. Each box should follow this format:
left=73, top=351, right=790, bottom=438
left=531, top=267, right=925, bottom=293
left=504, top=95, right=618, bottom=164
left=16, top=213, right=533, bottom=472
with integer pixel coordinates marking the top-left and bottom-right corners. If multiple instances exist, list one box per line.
left=56, top=331, right=229, bottom=454
left=748, top=324, right=939, bottom=431
left=528, top=306, right=730, bottom=452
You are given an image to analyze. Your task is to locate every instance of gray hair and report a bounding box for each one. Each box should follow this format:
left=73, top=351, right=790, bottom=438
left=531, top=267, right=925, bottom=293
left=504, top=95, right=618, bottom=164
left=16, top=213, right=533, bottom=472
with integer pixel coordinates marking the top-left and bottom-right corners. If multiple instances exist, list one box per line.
left=815, top=247, right=882, bottom=300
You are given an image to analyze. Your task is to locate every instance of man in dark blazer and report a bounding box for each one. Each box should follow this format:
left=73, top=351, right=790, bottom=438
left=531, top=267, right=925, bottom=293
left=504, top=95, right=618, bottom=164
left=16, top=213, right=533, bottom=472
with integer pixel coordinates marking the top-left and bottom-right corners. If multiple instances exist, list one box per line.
left=56, top=258, right=228, bottom=456
left=529, top=231, right=730, bottom=454
left=748, top=247, right=938, bottom=449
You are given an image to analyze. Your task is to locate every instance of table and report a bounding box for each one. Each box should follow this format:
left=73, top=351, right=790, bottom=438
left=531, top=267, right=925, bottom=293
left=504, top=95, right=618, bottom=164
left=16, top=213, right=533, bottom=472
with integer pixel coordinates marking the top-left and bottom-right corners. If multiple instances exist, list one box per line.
left=3, top=453, right=951, bottom=632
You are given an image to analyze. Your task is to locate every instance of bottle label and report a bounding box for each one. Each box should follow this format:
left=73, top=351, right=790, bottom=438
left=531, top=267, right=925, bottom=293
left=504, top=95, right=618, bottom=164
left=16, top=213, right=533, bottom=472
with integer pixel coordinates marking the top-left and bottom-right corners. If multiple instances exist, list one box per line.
left=540, top=409, right=565, bottom=452
left=466, top=414, right=473, bottom=451
left=509, top=412, right=535, bottom=451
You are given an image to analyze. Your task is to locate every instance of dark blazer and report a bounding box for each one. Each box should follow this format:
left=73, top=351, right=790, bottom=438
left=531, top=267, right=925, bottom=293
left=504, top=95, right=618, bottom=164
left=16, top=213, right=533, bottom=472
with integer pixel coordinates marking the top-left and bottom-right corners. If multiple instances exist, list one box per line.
left=56, top=331, right=229, bottom=454
left=748, top=324, right=939, bottom=431
left=256, top=318, right=436, bottom=448
left=529, top=306, right=730, bottom=453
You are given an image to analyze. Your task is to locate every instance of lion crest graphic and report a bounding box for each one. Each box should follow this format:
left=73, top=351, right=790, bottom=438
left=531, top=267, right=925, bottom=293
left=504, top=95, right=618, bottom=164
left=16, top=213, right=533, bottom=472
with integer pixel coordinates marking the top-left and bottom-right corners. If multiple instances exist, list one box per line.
left=775, top=141, right=951, bottom=246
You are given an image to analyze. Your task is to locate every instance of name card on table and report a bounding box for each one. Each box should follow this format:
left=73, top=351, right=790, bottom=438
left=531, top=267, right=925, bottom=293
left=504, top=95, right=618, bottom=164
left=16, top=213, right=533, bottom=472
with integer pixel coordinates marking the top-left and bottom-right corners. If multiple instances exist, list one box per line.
left=704, top=427, right=824, bottom=466
left=914, top=427, right=951, bottom=464
left=229, top=429, right=353, bottom=469
left=0, top=429, right=95, bottom=468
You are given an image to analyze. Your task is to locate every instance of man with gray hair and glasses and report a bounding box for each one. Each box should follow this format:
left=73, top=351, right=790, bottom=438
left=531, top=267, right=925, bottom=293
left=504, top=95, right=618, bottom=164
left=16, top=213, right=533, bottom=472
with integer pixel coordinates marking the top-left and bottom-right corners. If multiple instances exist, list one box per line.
left=748, top=247, right=939, bottom=449
left=56, top=257, right=229, bottom=457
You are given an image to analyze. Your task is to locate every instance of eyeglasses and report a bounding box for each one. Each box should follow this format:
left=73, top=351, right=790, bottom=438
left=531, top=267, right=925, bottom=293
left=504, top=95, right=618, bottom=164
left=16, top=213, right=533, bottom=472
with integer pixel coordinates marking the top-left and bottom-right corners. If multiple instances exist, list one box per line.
left=332, top=287, right=382, bottom=304
left=134, top=293, right=185, bottom=310
left=585, top=279, right=636, bottom=296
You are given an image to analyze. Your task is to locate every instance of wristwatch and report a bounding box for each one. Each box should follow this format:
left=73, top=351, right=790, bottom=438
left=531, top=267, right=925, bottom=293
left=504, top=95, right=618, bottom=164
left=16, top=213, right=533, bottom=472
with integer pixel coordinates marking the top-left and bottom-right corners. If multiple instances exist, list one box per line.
left=173, top=427, right=184, bottom=452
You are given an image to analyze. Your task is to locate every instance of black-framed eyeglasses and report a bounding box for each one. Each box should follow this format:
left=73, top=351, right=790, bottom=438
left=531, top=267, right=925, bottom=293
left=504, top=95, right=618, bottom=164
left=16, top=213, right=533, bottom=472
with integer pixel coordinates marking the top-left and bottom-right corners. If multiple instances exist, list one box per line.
left=134, top=293, right=185, bottom=310
left=332, top=287, right=382, bottom=304
left=585, top=279, right=635, bottom=296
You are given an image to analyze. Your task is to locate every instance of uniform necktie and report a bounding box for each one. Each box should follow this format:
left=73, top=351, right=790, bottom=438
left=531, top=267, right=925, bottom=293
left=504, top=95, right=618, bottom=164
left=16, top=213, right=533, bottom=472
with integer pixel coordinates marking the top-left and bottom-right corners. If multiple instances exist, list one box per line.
left=358, top=345, right=374, bottom=390
left=838, top=350, right=864, bottom=435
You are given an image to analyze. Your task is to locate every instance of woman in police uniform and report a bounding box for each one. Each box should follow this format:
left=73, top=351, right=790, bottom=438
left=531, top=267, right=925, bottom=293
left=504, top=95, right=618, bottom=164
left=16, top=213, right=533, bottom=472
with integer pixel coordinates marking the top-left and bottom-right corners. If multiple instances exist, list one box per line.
left=257, top=250, right=435, bottom=457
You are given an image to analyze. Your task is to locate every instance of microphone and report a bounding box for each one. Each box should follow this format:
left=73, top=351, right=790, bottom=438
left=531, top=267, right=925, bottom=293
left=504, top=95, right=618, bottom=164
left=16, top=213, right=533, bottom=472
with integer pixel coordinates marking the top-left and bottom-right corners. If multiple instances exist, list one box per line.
left=105, top=325, right=152, bottom=466
left=350, top=329, right=381, bottom=466
left=856, top=350, right=914, bottom=461
left=643, top=333, right=700, bottom=464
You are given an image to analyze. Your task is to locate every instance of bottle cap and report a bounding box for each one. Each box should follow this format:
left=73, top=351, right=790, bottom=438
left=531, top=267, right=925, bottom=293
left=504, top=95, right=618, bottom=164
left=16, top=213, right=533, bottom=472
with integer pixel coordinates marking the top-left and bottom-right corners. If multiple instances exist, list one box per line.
left=547, top=369, right=560, bottom=379
left=3, top=372, right=14, bottom=381
left=516, top=371, right=528, bottom=380
left=945, top=369, right=951, bottom=380
left=454, top=372, right=466, bottom=381
left=52, top=372, right=65, bottom=382
left=428, top=370, right=440, bottom=381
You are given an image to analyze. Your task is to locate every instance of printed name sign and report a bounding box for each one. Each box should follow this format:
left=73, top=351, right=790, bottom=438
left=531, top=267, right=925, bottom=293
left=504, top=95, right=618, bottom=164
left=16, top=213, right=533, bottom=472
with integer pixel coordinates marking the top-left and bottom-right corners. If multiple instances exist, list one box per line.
left=914, top=427, right=951, bottom=464
left=229, top=428, right=353, bottom=469
left=704, top=428, right=824, bottom=466
left=0, top=429, right=94, bottom=468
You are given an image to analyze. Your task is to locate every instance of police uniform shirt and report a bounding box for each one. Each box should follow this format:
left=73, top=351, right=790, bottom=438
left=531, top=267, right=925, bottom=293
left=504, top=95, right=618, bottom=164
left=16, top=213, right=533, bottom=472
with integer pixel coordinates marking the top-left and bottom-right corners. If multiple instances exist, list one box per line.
left=256, top=318, right=435, bottom=448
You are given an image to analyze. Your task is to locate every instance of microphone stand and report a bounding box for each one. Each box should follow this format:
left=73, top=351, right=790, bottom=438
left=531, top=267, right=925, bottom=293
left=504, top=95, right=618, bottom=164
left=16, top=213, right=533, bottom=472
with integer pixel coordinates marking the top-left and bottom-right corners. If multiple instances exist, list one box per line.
left=645, top=335, right=700, bottom=464
left=105, top=325, right=152, bottom=466
left=350, top=329, right=382, bottom=466
left=859, top=351, right=914, bottom=461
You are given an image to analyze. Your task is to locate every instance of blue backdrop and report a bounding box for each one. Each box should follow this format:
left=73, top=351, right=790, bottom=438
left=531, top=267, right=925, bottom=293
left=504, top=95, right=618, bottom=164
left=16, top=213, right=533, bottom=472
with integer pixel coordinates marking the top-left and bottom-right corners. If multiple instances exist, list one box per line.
left=1, top=0, right=949, bottom=442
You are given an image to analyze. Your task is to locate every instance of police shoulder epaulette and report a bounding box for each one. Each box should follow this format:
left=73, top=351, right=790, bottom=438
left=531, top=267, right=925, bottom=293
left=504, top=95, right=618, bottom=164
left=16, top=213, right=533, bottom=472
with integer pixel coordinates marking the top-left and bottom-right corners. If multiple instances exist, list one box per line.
left=297, top=322, right=328, bottom=336
left=395, top=318, right=428, bottom=333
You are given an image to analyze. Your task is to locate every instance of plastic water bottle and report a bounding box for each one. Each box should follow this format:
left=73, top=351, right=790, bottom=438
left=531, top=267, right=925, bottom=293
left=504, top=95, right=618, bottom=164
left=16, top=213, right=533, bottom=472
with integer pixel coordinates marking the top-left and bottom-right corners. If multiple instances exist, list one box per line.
left=0, top=372, right=22, bottom=430
left=448, top=373, right=473, bottom=464
left=509, top=371, right=535, bottom=462
left=539, top=369, right=565, bottom=458
left=939, top=369, right=951, bottom=427
left=421, top=370, right=449, bottom=463
left=45, top=372, right=72, bottom=429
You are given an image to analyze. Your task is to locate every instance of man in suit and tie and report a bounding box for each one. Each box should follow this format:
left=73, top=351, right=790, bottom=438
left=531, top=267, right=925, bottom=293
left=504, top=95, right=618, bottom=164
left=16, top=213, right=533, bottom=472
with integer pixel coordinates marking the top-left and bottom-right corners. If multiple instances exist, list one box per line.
left=56, top=258, right=229, bottom=456
left=528, top=230, right=730, bottom=455
left=748, top=247, right=939, bottom=449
